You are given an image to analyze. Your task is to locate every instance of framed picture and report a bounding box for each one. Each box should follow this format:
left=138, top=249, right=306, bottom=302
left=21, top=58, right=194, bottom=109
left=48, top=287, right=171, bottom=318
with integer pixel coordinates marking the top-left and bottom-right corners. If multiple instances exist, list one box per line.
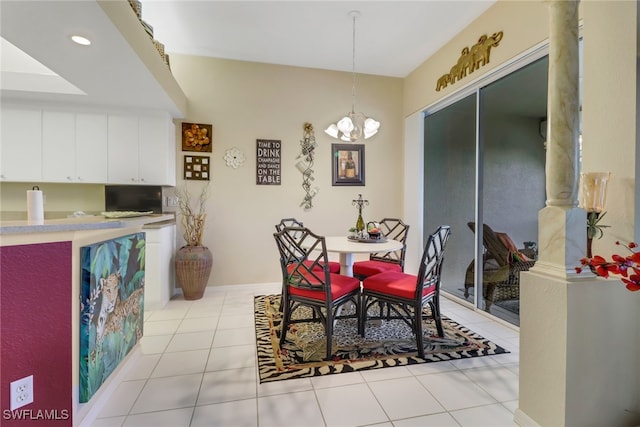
left=181, top=122, right=212, bottom=152
left=332, top=144, right=365, bottom=186
left=184, top=155, right=210, bottom=180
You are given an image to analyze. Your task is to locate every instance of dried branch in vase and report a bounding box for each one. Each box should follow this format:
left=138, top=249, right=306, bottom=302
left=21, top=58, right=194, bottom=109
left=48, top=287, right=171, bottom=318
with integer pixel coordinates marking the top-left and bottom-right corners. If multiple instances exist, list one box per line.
left=176, top=183, right=210, bottom=246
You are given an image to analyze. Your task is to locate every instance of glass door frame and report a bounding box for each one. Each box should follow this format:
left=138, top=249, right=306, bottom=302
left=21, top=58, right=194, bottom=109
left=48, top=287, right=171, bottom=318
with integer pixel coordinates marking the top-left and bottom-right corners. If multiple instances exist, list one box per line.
left=421, top=42, right=549, bottom=311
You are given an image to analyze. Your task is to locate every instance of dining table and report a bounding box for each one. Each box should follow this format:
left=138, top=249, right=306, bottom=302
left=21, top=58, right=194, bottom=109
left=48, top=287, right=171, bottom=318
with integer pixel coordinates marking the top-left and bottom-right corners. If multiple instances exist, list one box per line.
left=321, top=236, right=404, bottom=277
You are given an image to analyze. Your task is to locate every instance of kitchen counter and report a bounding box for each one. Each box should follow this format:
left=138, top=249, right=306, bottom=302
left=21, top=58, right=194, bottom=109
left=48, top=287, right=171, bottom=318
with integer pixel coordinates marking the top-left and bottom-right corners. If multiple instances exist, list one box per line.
left=0, top=214, right=175, bottom=235
left=1, top=211, right=178, bottom=426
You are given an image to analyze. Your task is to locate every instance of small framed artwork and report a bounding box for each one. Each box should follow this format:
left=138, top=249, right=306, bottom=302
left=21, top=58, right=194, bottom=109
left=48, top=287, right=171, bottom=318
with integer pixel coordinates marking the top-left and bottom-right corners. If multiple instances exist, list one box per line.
left=184, top=155, right=210, bottom=180
left=182, top=122, right=212, bottom=152
left=332, top=143, right=365, bottom=186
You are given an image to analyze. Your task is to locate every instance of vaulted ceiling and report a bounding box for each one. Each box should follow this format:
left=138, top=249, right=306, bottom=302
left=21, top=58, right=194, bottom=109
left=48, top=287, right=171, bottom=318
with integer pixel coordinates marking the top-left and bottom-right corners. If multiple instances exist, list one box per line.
left=0, top=1, right=496, bottom=114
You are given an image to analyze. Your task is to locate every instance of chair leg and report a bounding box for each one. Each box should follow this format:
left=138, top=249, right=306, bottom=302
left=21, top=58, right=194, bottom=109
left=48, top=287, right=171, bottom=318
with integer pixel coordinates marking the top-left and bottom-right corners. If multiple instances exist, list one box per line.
left=278, top=285, right=286, bottom=312
left=354, top=297, right=362, bottom=338
left=358, top=294, right=366, bottom=336
left=414, top=303, right=425, bottom=359
left=429, top=300, right=444, bottom=338
left=279, top=298, right=291, bottom=347
left=325, top=309, right=334, bottom=360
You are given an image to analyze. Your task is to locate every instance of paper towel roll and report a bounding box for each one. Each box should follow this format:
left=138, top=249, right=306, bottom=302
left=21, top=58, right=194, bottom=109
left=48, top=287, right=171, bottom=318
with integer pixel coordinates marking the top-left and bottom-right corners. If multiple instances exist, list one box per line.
left=27, top=188, right=44, bottom=224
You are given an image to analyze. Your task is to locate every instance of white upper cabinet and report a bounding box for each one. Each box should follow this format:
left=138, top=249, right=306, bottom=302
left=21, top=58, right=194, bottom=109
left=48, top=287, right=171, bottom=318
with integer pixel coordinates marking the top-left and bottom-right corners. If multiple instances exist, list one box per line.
left=1, top=107, right=175, bottom=186
left=139, top=115, right=176, bottom=186
left=108, top=113, right=176, bottom=186
left=42, top=111, right=75, bottom=182
left=0, top=107, right=42, bottom=182
left=75, top=114, right=108, bottom=183
left=107, top=115, right=140, bottom=184
left=42, top=111, right=109, bottom=184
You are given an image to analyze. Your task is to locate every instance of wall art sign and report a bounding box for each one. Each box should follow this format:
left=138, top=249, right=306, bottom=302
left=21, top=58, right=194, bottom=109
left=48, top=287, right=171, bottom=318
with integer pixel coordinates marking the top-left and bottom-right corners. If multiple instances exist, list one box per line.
left=436, top=31, right=504, bottom=92
left=182, top=122, right=212, bottom=152
left=332, top=143, right=365, bottom=186
left=184, top=155, right=210, bottom=180
left=256, top=139, right=281, bottom=185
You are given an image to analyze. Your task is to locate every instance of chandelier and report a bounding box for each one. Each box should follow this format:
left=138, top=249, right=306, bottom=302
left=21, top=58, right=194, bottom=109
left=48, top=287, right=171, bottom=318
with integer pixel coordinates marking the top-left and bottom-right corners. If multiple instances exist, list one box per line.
left=325, top=11, right=380, bottom=142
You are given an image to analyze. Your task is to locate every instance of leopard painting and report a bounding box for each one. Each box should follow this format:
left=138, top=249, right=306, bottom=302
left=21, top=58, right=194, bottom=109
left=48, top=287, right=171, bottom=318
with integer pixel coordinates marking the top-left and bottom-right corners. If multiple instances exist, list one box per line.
left=95, top=272, right=144, bottom=350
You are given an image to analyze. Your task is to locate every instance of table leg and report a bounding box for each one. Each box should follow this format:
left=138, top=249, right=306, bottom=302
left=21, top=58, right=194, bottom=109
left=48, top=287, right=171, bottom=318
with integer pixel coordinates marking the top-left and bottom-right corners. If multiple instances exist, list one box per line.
left=337, top=252, right=356, bottom=326
left=340, top=252, right=354, bottom=277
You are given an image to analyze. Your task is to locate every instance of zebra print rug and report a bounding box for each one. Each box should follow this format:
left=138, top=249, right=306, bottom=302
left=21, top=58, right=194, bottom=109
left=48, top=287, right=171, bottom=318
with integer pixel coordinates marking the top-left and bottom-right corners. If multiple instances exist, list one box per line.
left=255, top=294, right=509, bottom=383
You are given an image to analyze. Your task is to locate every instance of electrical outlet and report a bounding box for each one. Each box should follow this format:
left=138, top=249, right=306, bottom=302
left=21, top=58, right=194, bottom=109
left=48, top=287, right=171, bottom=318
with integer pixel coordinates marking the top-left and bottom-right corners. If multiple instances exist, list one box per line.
left=10, top=375, right=33, bottom=411
left=166, top=196, right=178, bottom=207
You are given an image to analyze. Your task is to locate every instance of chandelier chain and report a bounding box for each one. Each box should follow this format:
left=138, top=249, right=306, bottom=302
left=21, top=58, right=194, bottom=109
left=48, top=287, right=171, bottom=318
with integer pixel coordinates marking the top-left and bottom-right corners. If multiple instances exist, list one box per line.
left=351, top=12, right=357, bottom=113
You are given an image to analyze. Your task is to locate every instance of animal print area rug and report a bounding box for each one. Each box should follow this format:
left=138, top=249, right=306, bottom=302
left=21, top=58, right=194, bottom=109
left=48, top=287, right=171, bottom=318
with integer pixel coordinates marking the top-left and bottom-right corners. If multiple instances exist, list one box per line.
left=255, top=295, right=509, bottom=383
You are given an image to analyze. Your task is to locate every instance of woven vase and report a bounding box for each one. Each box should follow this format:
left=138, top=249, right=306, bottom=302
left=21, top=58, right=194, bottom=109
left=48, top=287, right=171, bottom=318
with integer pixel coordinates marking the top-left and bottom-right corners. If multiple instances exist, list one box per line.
left=175, top=245, right=213, bottom=300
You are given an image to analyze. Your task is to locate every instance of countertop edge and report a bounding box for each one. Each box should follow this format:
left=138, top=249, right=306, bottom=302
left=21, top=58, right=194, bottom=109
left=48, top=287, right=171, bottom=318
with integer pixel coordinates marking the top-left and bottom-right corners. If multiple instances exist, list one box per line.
left=0, top=214, right=175, bottom=235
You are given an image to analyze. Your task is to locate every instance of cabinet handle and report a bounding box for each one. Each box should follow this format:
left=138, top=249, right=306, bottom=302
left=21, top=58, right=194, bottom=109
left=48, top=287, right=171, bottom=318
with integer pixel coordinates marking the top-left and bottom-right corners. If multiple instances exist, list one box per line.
left=140, top=178, right=145, bottom=182
left=67, top=176, right=73, bottom=181
left=77, top=177, right=82, bottom=182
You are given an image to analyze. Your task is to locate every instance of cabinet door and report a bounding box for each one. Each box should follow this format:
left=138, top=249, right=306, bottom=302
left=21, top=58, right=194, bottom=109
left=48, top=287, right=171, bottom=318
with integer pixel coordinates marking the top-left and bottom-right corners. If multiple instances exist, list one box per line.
left=0, top=108, right=42, bottom=182
left=76, top=113, right=108, bottom=183
left=144, top=223, right=176, bottom=309
left=107, top=115, right=139, bottom=184
left=42, top=111, right=75, bottom=182
left=139, top=116, right=175, bottom=185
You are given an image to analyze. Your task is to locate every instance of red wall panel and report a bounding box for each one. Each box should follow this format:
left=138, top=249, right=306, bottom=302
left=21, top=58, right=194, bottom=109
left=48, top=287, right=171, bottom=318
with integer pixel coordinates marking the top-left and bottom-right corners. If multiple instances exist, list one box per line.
left=1, top=241, right=72, bottom=426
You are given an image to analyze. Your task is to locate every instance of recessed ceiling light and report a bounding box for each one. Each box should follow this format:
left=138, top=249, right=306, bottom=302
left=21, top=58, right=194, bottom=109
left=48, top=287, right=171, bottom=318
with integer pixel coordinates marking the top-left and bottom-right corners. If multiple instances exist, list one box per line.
left=71, top=35, right=91, bottom=46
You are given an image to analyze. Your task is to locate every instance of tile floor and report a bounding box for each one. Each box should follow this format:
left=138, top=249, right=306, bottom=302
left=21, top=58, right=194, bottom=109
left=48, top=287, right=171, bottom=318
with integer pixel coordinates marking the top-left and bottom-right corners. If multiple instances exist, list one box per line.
left=86, top=282, right=520, bottom=427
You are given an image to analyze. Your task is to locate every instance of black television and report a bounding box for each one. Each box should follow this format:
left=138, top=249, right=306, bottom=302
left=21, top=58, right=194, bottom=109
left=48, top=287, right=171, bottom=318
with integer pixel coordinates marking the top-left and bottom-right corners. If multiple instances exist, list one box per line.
left=105, top=185, right=163, bottom=213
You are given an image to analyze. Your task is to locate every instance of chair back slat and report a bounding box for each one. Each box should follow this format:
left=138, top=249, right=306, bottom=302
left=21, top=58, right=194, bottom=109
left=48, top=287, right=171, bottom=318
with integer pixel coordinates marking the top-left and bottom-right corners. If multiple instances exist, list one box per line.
left=370, top=218, right=410, bottom=267
left=274, top=226, right=330, bottom=294
left=275, top=217, right=304, bottom=232
left=416, top=225, right=451, bottom=298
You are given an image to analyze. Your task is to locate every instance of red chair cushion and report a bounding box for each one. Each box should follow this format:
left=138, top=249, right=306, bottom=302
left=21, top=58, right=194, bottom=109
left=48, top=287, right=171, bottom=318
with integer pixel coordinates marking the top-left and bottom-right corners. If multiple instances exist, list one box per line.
left=326, top=261, right=341, bottom=274
left=353, top=260, right=402, bottom=277
left=362, top=271, right=436, bottom=300
left=288, top=273, right=360, bottom=301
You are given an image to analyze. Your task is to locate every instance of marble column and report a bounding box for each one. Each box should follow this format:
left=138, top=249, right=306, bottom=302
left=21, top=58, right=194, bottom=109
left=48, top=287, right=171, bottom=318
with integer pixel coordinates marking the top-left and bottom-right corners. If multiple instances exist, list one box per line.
left=536, top=0, right=585, bottom=275
left=545, top=0, right=580, bottom=207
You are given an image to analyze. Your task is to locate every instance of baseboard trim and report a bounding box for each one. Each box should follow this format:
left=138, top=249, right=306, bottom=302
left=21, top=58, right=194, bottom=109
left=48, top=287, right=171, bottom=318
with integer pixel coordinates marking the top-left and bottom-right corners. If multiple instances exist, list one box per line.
left=514, top=408, right=541, bottom=427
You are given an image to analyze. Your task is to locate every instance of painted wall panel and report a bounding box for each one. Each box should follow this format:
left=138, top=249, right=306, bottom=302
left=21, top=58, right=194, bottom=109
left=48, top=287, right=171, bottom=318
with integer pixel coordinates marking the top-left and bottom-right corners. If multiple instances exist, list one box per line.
left=0, top=241, right=72, bottom=425
left=79, top=232, right=145, bottom=403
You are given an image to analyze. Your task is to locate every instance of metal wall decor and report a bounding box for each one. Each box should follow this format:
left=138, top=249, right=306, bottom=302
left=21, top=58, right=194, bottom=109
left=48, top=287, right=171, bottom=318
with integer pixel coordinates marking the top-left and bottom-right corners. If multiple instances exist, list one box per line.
left=436, top=31, right=504, bottom=92
left=256, top=139, right=281, bottom=185
left=182, top=122, right=212, bottom=152
left=297, top=123, right=319, bottom=210
left=184, top=155, right=210, bottom=180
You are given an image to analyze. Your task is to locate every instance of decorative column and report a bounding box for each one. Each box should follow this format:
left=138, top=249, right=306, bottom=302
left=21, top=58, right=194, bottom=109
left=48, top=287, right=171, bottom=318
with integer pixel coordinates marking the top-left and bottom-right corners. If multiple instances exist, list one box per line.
left=518, top=1, right=584, bottom=425
left=536, top=0, right=585, bottom=275
left=519, top=3, right=639, bottom=426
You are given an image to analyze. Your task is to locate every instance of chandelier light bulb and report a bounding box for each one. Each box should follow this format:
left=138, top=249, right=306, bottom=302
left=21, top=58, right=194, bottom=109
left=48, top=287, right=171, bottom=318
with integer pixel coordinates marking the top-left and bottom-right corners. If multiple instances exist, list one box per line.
left=337, top=116, right=354, bottom=134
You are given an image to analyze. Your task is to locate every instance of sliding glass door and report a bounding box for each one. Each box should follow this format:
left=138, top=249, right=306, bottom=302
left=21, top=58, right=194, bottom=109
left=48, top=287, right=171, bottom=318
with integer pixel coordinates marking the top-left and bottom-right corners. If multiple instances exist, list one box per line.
left=424, top=55, right=548, bottom=325
left=424, top=94, right=477, bottom=309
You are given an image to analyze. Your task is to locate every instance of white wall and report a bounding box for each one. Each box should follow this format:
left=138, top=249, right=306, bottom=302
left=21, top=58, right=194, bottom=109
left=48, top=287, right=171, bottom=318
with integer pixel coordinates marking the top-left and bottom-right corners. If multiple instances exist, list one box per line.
left=168, top=55, right=404, bottom=286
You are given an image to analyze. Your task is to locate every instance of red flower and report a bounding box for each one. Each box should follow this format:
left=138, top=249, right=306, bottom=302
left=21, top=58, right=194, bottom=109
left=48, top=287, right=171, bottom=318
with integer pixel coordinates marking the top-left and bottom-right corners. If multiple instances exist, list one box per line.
left=577, top=241, right=640, bottom=292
